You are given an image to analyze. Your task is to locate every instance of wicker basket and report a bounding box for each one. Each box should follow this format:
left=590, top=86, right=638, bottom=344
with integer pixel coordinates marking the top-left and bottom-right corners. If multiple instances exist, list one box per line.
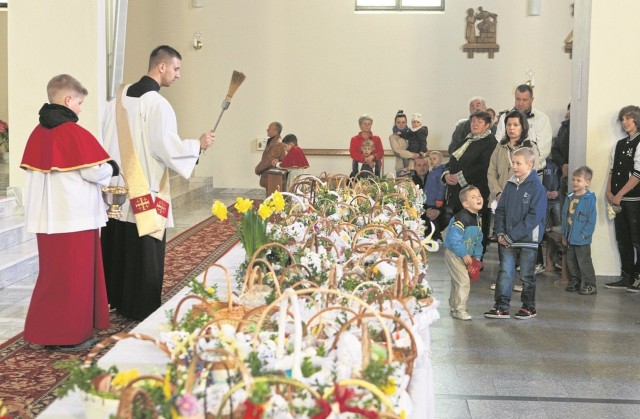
left=216, top=376, right=322, bottom=419
left=322, top=379, right=401, bottom=418
left=331, top=312, right=417, bottom=378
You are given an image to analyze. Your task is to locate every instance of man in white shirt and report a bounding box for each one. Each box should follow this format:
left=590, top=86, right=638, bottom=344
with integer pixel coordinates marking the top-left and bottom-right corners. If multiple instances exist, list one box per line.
left=495, top=84, right=552, bottom=165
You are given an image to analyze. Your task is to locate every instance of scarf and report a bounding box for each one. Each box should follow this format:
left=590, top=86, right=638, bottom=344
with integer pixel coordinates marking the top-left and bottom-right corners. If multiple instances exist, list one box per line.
left=451, top=129, right=491, bottom=160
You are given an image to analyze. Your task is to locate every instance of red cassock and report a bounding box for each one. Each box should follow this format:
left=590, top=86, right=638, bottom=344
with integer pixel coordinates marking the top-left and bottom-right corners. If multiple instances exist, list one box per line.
left=280, top=146, right=309, bottom=169
left=22, top=121, right=111, bottom=345
left=24, top=231, right=111, bottom=345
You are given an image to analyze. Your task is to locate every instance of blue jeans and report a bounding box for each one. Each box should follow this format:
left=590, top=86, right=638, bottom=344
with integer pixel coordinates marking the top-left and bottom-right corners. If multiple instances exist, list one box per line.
left=495, top=245, right=537, bottom=311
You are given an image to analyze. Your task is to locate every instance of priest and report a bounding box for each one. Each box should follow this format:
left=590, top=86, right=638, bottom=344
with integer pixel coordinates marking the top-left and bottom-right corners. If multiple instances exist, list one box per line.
left=100, top=45, right=215, bottom=320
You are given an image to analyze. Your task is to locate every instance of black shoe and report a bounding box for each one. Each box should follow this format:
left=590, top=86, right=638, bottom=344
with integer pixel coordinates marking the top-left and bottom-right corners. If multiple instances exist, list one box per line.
left=604, top=279, right=629, bottom=289
left=46, top=337, right=99, bottom=352
left=565, top=284, right=580, bottom=292
left=579, top=285, right=597, bottom=295
left=627, top=276, right=640, bottom=293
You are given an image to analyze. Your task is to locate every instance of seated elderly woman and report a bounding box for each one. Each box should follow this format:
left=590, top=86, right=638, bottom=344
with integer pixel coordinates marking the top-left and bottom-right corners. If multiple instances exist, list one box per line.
left=350, top=114, right=384, bottom=175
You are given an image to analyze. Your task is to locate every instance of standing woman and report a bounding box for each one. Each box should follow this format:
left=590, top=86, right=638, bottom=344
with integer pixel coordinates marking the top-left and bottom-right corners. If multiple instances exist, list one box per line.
left=350, top=114, right=384, bottom=174
left=443, top=111, right=497, bottom=251
left=487, top=110, right=539, bottom=204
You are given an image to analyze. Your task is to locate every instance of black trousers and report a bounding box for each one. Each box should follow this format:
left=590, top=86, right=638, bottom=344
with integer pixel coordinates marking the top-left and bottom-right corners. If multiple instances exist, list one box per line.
left=613, top=201, right=640, bottom=278
left=101, top=219, right=166, bottom=320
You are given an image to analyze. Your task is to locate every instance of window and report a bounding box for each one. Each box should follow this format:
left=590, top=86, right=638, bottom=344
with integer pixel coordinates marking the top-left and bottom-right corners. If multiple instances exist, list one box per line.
left=355, top=0, right=444, bottom=12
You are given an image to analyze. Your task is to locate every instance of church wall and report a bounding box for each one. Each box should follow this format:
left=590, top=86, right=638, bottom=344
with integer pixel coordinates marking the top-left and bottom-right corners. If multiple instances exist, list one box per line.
left=7, top=0, right=105, bottom=188
left=121, top=0, right=574, bottom=188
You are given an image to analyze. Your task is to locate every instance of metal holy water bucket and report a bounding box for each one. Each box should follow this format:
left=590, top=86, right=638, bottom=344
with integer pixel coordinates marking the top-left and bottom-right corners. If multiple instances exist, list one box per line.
left=101, top=175, right=128, bottom=219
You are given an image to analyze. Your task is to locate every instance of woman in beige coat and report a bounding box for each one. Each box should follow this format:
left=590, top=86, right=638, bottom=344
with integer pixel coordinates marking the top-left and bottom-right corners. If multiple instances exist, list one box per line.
left=487, top=110, right=540, bottom=202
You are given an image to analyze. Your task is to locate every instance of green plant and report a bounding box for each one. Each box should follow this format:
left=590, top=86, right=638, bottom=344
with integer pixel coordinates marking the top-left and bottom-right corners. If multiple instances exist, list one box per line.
left=300, top=356, right=321, bottom=378
left=211, top=192, right=286, bottom=259
left=362, top=359, right=395, bottom=389
left=53, top=358, right=120, bottom=399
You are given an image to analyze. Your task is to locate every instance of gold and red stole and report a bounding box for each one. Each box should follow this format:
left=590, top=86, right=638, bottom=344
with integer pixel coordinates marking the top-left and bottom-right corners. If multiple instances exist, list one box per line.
left=116, top=84, right=170, bottom=240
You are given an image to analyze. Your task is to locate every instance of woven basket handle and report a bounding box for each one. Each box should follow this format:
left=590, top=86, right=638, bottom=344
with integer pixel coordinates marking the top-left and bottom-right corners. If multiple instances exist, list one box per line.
left=116, top=386, right=158, bottom=419
left=172, top=294, right=210, bottom=327
left=275, top=288, right=303, bottom=380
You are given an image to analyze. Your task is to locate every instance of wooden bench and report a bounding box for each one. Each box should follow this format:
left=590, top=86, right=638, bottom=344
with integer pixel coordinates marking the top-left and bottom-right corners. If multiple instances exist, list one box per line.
left=304, top=149, right=450, bottom=157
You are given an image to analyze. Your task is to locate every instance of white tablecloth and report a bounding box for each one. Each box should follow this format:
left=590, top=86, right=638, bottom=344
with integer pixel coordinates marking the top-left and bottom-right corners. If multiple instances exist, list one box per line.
left=41, top=244, right=436, bottom=418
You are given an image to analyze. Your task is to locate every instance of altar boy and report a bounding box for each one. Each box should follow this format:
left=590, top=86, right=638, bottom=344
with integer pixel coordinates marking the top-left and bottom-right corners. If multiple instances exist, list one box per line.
left=21, top=74, right=117, bottom=349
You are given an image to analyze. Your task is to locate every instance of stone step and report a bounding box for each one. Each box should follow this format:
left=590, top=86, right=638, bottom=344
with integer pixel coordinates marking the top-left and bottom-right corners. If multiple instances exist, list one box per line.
left=172, top=176, right=212, bottom=209
left=0, top=196, right=15, bottom=220
left=0, top=215, right=34, bottom=252
left=0, top=239, right=39, bottom=290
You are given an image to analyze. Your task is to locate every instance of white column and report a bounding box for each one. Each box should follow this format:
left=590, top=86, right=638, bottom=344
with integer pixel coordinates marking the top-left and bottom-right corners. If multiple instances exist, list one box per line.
left=571, top=0, right=640, bottom=275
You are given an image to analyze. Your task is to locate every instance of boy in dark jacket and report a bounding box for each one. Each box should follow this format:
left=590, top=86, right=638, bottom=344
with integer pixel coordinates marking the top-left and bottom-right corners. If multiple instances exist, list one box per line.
left=562, top=166, right=597, bottom=294
left=485, top=147, right=547, bottom=320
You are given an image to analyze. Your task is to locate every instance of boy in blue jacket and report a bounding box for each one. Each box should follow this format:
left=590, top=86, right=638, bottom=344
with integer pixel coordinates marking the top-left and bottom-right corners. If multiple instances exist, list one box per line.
left=485, top=147, right=547, bottom=320
left=562, top=166, right=597, bottom=294
left=444, top=186, right=484, bottom=321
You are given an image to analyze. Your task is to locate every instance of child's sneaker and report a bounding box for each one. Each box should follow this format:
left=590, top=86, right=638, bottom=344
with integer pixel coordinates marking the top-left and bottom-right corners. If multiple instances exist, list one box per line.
left=451, top=310, right=472, bottom=321
left=490, top=283, right=496, bottom=290
left=484, top=307, right=510, bottom=319
left=579, top=285, right=597, bottom=295
left=513, top=284, right=523, bottom=292
left=514, top=307, right=537, bottom=320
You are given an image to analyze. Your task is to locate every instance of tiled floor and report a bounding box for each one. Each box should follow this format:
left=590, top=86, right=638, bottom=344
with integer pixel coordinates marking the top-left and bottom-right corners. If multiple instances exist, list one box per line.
left=428, top=241, right=640, bottom=418
left=1, top=183, right=640, bottom=417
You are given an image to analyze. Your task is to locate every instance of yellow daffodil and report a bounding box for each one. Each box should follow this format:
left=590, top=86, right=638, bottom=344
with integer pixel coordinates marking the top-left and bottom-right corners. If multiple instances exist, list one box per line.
left=211, top=200, right=228, bottom=221
left=270, top=190, right=285, bottom=212
left=400, top=409, right=407, bottom=419
left=163, top=371, right=172, bottom=400
left=258, top=203, right=274, bottom=220
left=380, top=377, right=397, bottom=396
left=111, top=368, right=140, bottom=389
left=404, top=201, right=418, bottom=218
left=234, top=197, right=254, bottom=214
left=206, top=286, right=215, bottom=295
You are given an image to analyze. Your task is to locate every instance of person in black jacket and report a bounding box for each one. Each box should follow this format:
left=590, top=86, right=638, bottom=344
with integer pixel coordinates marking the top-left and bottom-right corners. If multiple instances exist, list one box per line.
left=550, top=103, right=571, bottom=206
left=604, top=105, right=640, bottom=291
left=443, top=111, right=497, bottom=254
